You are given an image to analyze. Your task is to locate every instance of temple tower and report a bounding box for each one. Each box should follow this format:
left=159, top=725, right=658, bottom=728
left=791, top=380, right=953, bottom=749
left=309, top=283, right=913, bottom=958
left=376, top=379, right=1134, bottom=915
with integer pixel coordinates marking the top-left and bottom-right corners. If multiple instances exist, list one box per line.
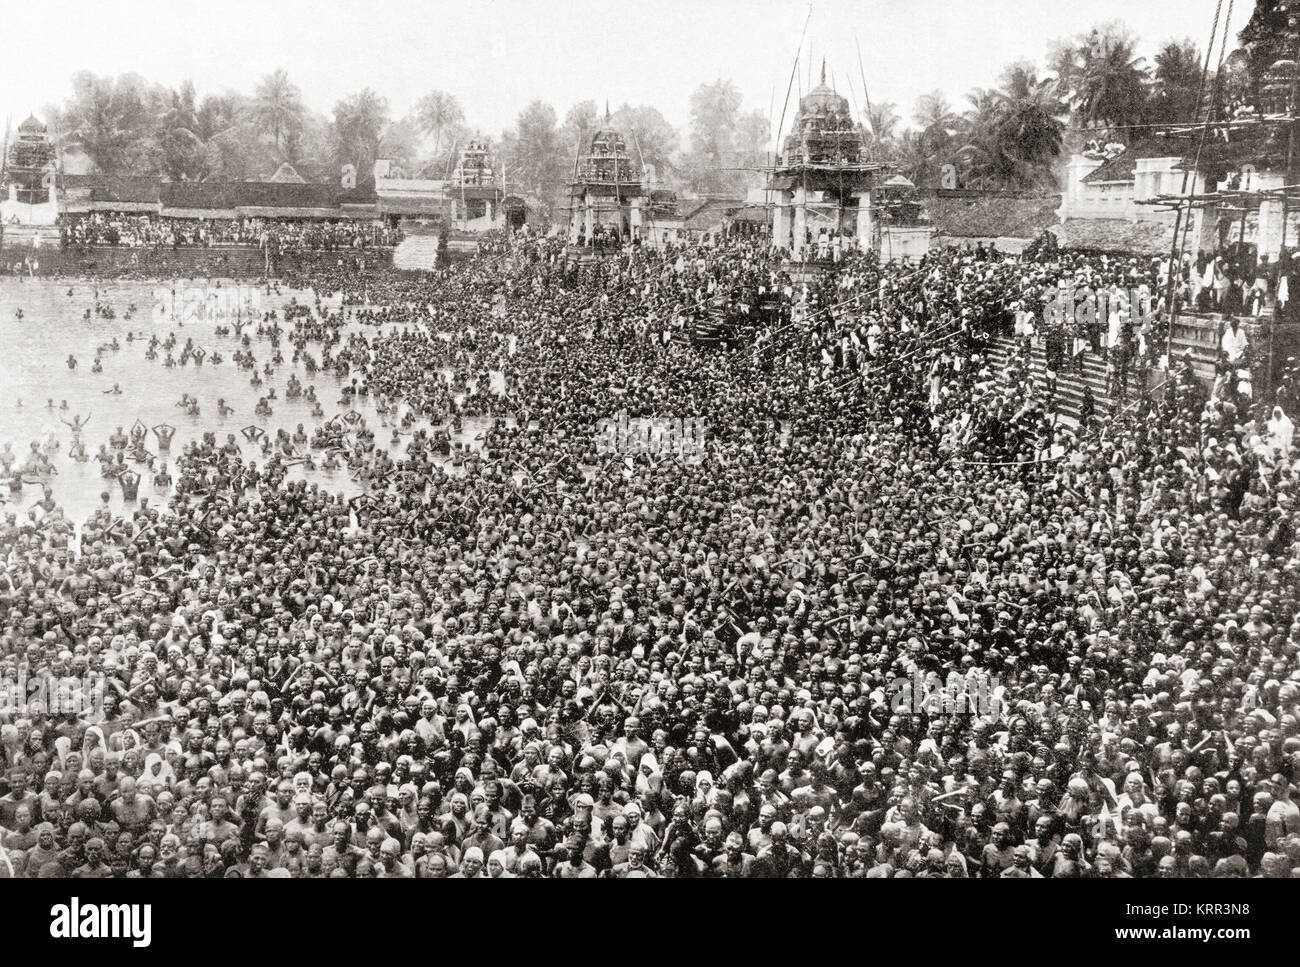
left=767, top=62, right=888, bottom=259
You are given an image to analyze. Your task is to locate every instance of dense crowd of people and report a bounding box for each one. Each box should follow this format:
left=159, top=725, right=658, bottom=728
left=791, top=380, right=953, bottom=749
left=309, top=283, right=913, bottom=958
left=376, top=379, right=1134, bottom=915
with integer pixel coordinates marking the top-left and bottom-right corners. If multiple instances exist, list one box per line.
left=1, top=229, right=1298, bottom=879
left=59, top=214, right=402, bottom=252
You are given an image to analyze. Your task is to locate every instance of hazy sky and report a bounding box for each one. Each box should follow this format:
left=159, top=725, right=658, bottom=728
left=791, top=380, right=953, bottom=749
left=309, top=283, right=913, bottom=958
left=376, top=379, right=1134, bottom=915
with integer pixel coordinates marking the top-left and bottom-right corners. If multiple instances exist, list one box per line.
left=3, top=0, right=1255, bottom=144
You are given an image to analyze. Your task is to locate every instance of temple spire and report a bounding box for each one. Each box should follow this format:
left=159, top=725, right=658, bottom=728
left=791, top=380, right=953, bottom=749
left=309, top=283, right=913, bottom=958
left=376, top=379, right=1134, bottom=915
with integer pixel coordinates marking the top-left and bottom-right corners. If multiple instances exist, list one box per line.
left=820, top=58, right=826, bottom=87
left=604, top=100, right=611, bottom=122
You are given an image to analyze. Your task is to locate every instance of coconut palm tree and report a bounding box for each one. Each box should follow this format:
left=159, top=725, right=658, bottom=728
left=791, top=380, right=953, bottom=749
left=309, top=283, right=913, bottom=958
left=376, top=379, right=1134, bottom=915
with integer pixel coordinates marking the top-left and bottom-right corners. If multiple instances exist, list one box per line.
left=254, top=69, right=304, bottom=156
left=995, top=64, right=1066, bottom=185
left=414, top=90, right=464, bottom=160
left=1147, top=39, right=1204, bottom=125
left=914, top=91, right=959, bottom=153
left=894, top=129, right=939, bottom=187
left=159, top=81, right=205, bottom=181
left=957, top=64, right=1065, bottom=190
left=1073, top=27, right=1150, bottom=136
left=959, top=88, right=1013, bottom=189
left=864, top=101, right=901, bottom=156
left=332, top=88, right=391, bottom=179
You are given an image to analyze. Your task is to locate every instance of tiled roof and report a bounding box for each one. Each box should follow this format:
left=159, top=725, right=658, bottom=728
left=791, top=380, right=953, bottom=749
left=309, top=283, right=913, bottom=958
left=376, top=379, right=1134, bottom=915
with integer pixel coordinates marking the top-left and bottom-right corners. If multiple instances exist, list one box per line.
left=63, top=174, right=160, bottom=204
left=59, top=176, right=379, bottom=214
left=923, top=194, right=1060, bottom=238
left=1053, top=217, right=1173, bottom=255
left=1081, top=140, right=1186, bottom=184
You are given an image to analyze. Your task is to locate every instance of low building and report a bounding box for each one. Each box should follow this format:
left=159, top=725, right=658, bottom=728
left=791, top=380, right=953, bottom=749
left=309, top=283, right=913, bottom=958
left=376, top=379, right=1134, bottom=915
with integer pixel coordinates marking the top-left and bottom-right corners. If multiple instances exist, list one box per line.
left=1056, top=140, right=1210, bottom=256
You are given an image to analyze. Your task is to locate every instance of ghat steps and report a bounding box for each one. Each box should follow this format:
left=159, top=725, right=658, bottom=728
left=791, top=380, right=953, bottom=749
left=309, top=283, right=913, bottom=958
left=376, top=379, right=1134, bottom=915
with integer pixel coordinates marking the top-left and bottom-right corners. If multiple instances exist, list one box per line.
left=983, top=335, right=1135, bottom=427
left=392, top=235, right=440, bottom=271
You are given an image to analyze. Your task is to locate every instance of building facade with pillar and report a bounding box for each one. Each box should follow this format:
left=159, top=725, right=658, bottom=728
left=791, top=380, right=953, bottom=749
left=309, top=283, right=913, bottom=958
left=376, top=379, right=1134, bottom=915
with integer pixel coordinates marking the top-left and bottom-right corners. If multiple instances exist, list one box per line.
left=767, top=65, right=892, bottom=260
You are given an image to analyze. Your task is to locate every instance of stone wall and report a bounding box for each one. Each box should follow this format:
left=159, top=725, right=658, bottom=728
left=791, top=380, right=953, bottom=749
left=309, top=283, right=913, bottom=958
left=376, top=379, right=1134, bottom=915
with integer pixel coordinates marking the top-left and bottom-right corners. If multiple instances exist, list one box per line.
left=0, top=243, right=394, bottom=279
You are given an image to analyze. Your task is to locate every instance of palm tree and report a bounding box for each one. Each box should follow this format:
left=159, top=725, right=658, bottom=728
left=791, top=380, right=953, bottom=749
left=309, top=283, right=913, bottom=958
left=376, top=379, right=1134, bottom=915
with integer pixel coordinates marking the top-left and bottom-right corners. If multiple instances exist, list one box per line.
left=1073, top=28, right=1150, bottom=136
left=957, top=65, right=1065, bottom=190
left=159, top=82, right=205, bottom=181
left=894, top=129, right=937, bottom=186
left=333, top=89, right=390, bottom=178
left=254, top=69, right=304, bottom=156
left=960, top=88, right=1012, bottom=188
left=195, top=93, right=240, bottom=145
left=996, top=64, right=1066, bottom=185
left=864, top=101, right=900, bottom=159
left=61, top=72, right=163, bottom=174
left=1046, top=38, right=1082, bottom=101
left=914, top=91, right=958, bottom=144
left=414, top=90, right=464, bottom=160
left=913, top=91, right=960, bottom=176
left=1148, top=39, right=1204, bottom=126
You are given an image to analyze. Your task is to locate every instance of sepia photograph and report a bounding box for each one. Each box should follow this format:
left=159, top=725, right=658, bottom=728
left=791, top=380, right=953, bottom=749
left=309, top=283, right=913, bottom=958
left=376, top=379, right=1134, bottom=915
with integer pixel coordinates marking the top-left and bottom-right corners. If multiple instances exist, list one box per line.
left=0, top=0, right=1292, bottom=942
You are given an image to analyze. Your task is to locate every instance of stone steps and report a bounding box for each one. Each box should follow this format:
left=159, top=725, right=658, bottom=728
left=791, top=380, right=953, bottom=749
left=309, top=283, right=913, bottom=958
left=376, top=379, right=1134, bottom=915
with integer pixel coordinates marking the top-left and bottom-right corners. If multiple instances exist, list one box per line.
left=392, top=236, right=440, bottom=271
left=985, top=335, right=1128, bottom=425
left=0, top=224, right=61, bottom=247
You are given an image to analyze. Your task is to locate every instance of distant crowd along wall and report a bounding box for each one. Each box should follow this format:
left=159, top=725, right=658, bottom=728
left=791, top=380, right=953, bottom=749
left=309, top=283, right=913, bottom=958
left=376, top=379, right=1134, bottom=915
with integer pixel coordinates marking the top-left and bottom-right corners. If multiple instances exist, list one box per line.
left=0, top=244, right=395, bottom=279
